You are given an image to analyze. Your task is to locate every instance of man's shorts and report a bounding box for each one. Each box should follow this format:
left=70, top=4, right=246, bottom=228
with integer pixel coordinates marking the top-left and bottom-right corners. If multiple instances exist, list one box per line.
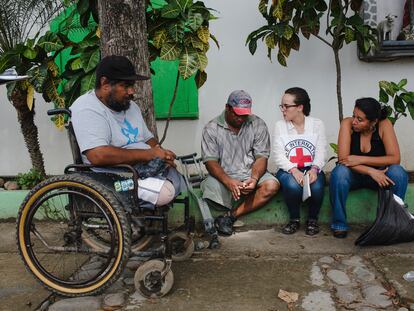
left=201, top=172, right=278, bottom=210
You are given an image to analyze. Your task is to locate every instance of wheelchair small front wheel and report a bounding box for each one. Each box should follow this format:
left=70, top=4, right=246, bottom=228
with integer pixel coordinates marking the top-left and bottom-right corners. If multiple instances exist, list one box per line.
left=16, top=174, right=131, bottom=297
left=134, top=259, right=174, bottom=298
left=168, top=231, right=195, bottom=262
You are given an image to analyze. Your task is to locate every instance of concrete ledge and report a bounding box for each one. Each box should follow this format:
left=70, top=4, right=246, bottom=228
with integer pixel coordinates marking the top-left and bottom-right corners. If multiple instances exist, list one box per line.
left=169, top=185, right=414, bottom=225
left=1, top=186, right=414, bottom=225
left=0, top=190, right=28, bottom=219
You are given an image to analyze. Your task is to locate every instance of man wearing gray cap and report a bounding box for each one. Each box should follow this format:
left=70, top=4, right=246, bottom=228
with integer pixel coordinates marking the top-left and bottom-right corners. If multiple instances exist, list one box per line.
left=201, top=90, right=279, bottom=235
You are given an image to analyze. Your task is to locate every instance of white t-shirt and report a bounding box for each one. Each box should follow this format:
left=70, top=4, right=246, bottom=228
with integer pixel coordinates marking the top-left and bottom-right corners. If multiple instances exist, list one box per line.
left=70, top=91, right=164, bottom=205
left=70, top=90, right=154, bottom=164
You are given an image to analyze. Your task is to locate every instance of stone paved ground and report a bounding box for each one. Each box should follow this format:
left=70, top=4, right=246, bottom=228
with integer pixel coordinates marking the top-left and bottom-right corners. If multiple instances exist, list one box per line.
left=1, top=222, right=414, bottom=311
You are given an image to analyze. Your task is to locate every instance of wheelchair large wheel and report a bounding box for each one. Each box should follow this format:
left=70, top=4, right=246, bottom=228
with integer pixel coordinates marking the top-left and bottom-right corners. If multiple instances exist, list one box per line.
left=16, top=174, right=131, bottom=297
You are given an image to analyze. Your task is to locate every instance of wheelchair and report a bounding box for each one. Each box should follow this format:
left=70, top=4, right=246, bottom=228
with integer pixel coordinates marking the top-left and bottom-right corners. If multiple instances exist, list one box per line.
left=16, top=108, right=195, bottom=298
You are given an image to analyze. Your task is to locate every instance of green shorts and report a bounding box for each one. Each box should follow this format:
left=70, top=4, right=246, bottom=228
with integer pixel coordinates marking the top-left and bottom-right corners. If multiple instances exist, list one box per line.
left=201, top=172, right=278, bottom=210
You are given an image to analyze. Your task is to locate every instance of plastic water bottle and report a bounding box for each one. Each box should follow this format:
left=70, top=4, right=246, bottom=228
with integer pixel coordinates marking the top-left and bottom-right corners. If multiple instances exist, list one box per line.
left=403, top=271, right=414, bottom=281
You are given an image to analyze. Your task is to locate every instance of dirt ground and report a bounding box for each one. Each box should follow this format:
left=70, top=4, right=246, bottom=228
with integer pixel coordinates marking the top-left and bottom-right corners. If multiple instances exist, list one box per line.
left=1, top=222, right=414, bottom=311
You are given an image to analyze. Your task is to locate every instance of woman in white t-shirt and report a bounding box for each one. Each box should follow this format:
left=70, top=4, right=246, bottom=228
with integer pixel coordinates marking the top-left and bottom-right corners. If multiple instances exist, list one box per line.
left=272, top=87, right=327, bottom=235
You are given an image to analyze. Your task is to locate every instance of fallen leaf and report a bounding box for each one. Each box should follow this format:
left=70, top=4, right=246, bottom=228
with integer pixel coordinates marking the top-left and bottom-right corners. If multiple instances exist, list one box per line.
left=381, top=281, right=397, bottom=298
left=278, top=289, right=299, bottom=303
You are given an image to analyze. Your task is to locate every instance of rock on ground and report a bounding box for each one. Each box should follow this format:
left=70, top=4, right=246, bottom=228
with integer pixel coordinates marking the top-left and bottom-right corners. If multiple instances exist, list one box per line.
left=327, top=269, right=351, bottom=285
left=103, top=293, right=126, bottom=309
left=48, top=296, right=102, bottom=311
left=362, top=285, right=393, bottom=308
left=319, top=256, right=334, bottom=264
left=310, top=263, right=325, bottom=286
left=4, top=181, right=19, bottom=190
left=335, top=285, right=359, bottom=304
left=302, top=290, right=335, bottom=311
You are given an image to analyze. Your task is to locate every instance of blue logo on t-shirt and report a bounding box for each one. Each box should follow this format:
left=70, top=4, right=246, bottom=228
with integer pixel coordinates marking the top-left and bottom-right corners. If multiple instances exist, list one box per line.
left=121, top=119, right=139, bottom=144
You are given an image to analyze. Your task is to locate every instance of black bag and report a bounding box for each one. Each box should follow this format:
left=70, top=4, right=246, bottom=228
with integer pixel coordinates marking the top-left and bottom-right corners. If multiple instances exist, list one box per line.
left=133, top=157, right=168, bottom=179
left=355, top=188, right=414, bottom=246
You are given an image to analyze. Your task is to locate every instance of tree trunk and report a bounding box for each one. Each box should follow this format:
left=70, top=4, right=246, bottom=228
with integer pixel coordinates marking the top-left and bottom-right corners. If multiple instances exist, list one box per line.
left=98, top=0, right=157, bottom=138
left=333, top=48, right=343, bottom=123
left=10, top=89, right=46, bottom=178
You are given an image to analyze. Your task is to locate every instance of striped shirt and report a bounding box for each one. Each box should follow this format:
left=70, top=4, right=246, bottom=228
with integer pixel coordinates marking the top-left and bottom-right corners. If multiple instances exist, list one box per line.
left=201, top=111, right=270, bottom=181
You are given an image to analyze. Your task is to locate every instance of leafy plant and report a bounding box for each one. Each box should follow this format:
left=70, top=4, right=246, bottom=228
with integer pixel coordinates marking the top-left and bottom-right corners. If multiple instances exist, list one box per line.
left=53, top=1, right=100, bottom=110
left=246, top=0, right=377, bottom=123
left=52, top=0, right=218, bottom=143
left=330, top=142, right=338, bottom=155
left=2, top=31, right=69, bottom=123
left=378, top=79, right=414, bottom=125
left=16, top=168, right=45, bottom=189
left=0, top=0, right=66, bottom=177
left=147, top=0, right=218, bottom=84
left=147, top=0, right=218, bottom=143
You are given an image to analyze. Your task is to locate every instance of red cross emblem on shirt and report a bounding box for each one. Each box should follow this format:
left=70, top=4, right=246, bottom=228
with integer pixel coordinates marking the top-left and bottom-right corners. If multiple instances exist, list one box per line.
left=290, top=148, right=313, bottom=168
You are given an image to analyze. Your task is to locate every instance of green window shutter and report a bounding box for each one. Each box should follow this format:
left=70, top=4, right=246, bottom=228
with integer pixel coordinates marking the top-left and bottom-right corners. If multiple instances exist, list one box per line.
left=151, top=59, right=199, bottom=119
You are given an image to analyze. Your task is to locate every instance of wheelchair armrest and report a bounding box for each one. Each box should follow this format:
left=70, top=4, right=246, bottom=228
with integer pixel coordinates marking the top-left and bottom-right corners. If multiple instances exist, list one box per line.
left=47, top=108, right=71, bottom=117
left=64, top=163, right=141, bottom=208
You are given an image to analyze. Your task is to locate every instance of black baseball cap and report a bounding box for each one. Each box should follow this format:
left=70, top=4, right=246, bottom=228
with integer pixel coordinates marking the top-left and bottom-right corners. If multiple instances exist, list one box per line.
left=96, top=55, right=149, bottom=81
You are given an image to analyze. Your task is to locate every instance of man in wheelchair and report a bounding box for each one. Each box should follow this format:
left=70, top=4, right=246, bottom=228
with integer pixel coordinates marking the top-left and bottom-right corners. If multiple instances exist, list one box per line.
left=16, top=55, right=193, bottom=299
left=70, top=55, right=186, bottom=208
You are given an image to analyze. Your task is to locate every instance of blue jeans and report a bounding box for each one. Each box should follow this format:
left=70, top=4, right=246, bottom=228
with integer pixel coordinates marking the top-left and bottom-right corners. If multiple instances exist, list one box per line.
left=276, top=169, right=326, bottom=221
left=329, top=164, right=408, bottom=231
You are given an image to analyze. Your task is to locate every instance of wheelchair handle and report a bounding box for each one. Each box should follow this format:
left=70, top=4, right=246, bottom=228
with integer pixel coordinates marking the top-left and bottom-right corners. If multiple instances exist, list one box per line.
left=47, top=108, right=71, bottom=117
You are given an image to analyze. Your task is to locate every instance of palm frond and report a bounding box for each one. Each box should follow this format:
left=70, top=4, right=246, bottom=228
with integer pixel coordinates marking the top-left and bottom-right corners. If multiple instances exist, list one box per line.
left=0, top=0, right=65, bottom=54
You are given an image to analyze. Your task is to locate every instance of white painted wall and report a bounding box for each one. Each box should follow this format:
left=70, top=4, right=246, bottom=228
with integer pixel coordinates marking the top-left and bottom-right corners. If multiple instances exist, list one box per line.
left=1, top=0, right=413, bottom=175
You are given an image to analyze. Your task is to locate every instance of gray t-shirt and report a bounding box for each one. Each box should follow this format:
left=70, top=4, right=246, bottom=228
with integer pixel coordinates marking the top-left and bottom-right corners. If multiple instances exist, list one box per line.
left=70, top=91, right=154, bottom=164
left=201, top=111, right=270, bottom=181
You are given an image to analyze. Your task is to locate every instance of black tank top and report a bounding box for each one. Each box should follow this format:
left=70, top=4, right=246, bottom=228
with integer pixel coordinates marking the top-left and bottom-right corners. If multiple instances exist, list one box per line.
left=350, top=125, right=385, bottom=157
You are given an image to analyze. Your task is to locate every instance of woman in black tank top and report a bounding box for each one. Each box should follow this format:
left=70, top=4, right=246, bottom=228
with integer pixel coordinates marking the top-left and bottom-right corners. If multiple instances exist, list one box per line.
left=329, top=98, right=408, bottom=238
left=350, top=124, right=385, bottom=158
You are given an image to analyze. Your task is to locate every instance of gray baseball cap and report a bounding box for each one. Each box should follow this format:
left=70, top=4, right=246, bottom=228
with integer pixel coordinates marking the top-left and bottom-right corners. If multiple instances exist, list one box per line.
left=227, top=90, right=252, bottom=115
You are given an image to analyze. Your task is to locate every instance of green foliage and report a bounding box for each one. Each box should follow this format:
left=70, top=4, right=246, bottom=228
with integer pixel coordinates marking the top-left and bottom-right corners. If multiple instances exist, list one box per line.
left=46, top=2, right=101, bottom=110
left=0, top=0, right=64, bottom=54
left=378, top=79, right=414, bottom=125
left=330, top=143, right=338, bottom=155
left=246, top=0, right=377, bottom=66
left=52, top=0, right=217, bottom=110
left=147, top=0, right=218, bottom=83
left=1, top=33, right=67, bottom=119
left=0, top=30, right=67, bottom=127
left=0, top=1, right=67, bottom=114
left=16, top=169, right=45, bottom=189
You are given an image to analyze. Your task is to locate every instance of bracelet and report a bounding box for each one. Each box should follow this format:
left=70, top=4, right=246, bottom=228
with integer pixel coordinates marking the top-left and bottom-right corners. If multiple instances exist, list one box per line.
left=251, top=176, right=258, bottom=182
left=311, top=165, right=320, bottom=173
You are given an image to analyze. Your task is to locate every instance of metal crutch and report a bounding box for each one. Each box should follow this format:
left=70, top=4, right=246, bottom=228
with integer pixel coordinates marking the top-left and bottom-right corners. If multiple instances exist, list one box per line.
left=176, top=153, right=219, bottom=248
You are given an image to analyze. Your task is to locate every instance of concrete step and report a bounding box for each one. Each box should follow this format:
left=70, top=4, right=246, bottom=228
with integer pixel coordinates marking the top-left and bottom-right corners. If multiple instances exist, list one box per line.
left=1, top=185, right=413, bottom=226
